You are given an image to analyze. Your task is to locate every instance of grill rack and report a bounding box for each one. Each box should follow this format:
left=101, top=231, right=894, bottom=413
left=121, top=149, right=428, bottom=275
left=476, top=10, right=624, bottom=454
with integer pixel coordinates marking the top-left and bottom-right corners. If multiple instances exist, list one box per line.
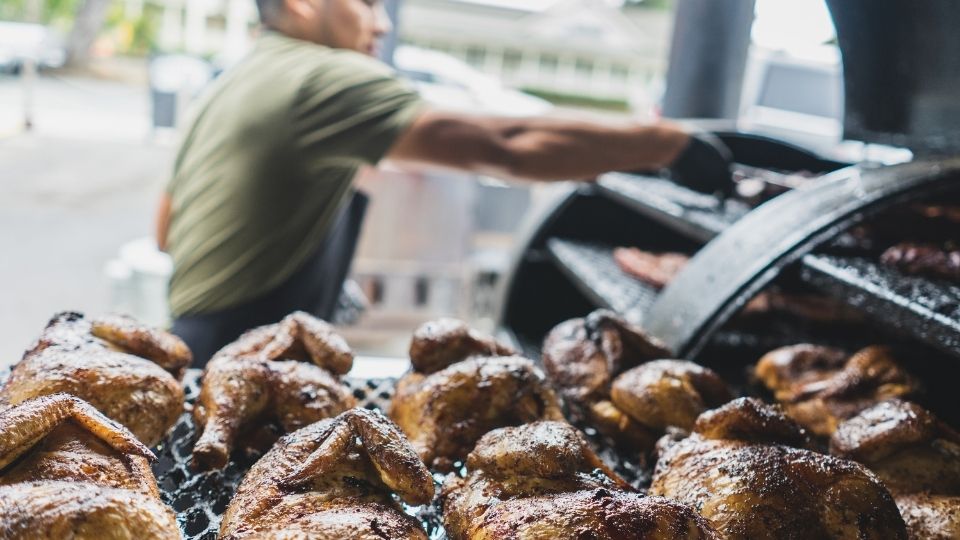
left=153, top=370, right=649, bottom=540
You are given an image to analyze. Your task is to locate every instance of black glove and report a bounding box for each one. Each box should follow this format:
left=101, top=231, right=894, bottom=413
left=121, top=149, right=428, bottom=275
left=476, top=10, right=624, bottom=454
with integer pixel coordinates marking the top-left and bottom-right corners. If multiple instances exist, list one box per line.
left=667, top=132, right=734, bottom=195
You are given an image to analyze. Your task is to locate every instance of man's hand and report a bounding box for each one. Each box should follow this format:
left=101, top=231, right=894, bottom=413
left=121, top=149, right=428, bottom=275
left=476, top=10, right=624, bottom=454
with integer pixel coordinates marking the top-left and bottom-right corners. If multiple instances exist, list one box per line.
left=667, top=132, right=735, bottom=195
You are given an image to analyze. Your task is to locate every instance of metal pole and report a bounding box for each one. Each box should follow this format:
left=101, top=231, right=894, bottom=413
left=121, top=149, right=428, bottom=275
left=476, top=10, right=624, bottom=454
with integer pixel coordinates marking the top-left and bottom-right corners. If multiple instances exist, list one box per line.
left=661, top=0, right=755, bottom=120
left=22, top=0, right=42, bottom=132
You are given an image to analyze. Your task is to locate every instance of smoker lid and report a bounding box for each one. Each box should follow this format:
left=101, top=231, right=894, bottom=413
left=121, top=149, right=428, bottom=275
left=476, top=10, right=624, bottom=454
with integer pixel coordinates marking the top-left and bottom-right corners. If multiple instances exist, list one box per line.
left=827, top=0, right=960, bottom=156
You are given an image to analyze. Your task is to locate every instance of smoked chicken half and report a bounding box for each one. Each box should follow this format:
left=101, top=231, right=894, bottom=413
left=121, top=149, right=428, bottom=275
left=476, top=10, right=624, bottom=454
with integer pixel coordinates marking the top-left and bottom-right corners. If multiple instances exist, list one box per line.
left=650, top=397, right=907, bottom=539
left=755, top=344, right=922, bottom=436
left=442, top=420, right=719, bottom=540
left=219, top=407, right=433, bottom=539
left=391, top=319, right=564, bottom=470
left=831, top=400, right=960, bottom=540
left=1, top=311, right=188, bottom=446
left=0, top=394, right=180, bottom=539
left=192, top=311, right=357, bottom=469
left=542, top=309, right=731, bottom=450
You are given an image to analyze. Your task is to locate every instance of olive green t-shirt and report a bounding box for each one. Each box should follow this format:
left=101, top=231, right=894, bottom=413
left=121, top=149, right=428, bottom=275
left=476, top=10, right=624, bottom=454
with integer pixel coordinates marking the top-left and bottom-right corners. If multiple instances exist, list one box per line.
left=166, top=32, right=423, bottom=317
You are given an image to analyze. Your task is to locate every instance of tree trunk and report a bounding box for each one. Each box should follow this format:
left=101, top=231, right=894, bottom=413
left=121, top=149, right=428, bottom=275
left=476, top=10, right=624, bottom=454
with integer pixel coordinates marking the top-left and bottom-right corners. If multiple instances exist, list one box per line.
left=65, top=0, right=112, bottom=68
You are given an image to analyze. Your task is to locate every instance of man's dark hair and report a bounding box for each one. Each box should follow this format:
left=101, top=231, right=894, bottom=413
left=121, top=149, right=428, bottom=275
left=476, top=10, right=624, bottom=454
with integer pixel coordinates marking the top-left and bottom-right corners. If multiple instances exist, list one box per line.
left=255, top=0, right=284, bottom=25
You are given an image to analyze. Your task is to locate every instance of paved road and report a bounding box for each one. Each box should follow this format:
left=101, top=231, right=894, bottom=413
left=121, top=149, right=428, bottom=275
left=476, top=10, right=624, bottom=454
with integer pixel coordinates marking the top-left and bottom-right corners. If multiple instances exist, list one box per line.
left=0, top=73, right=173, bottom=366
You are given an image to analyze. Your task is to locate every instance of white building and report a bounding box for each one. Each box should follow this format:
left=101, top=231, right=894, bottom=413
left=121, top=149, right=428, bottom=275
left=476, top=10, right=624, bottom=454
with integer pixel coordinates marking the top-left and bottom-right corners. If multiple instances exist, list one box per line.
left=399, top=0, right=674, bottom=107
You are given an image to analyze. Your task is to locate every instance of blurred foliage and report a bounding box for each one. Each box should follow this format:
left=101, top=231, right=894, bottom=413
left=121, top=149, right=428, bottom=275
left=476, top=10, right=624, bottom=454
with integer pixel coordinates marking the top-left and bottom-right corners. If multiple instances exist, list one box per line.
left=0, top=0, right=83, bottom=29
left=624, top=0, right=674, bottom=10
left=1, top=0, right=163, bottom=56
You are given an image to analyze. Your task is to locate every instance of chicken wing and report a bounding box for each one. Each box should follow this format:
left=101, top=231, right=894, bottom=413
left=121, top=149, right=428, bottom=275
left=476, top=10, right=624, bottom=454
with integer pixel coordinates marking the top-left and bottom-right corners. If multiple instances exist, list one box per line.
left=1, top=312, right=187, bottom=446
left=0, top=394, right=180, bottom=540
left=192, top=311, right=357, bottom=469
left=442, top=421, right=719, bottom=540
left=755, top=344, right=922, bottom=436
left=831, top=400, right=960, bottom=540
left=650, top=397, right=907, bottom=539
left=219, top=408, right=432, bottom=539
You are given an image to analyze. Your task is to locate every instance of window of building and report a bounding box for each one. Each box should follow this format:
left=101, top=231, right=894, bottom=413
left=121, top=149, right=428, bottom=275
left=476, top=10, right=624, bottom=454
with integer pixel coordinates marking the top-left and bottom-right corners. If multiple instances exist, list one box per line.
left=503, top=49, right=523, bottom=72
left=539, top=53, right=559, bottom=73
left=575, top=57, right=593, bottom=77
left=466, top=45, right=486, bottom=67
left=611, top=64, right=630, bottom=81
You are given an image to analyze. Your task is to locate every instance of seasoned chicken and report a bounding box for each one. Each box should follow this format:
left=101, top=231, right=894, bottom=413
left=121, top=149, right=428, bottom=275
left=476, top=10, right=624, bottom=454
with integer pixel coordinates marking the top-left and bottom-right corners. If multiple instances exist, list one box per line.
left=831, top=400, right=960, bottom=539
left=442, top=421, right=719, bottom=540
left=408, top=318, right=516, bottom=374
left=542, top=310, right=729, bottom=449
left=650, top=397, right=907, bottom=539
left=192, top=311, right=357, bottom=469
left=755, top=344, right=922, bottom=436
left=1, top=312, right=187, bottom=446
left=882, top=242, right=960, bottom=283
left=0, top=394, right=180, bottom=539
left=219, top=408, right=433, bottom=540
left=391, top=354, right=564, bottom=470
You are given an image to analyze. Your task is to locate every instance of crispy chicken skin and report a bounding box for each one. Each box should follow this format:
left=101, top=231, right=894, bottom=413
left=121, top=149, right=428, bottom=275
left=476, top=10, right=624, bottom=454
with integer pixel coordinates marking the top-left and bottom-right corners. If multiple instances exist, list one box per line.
left=192, top=311, right=357, bottom=470
left=219, top=408, right=433, bottom=540
left=1, top=312, right=187, bottom=446
left=442, top=421, right=719, bottom=540
left=755, top=344, right=922, bottom=436
left=408, top=318, right=516, bottom=374
left=650, top=397, right=907, bottom=539
left=0, top=394, right=180, bottom=539
left=611, top=360, right=732, bottom=432
left=542, top=310, right=729, bottom=449
left=391, top=355, right=565, bottom=470
left=831, top=400, right=960, bottom=540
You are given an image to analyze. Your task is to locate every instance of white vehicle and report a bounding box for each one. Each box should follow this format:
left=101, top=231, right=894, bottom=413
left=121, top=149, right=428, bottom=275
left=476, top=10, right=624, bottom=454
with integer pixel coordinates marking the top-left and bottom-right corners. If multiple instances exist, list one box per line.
left=0, top=21, right=66, bottom=73
left=393, top=45, right=551, bottom=116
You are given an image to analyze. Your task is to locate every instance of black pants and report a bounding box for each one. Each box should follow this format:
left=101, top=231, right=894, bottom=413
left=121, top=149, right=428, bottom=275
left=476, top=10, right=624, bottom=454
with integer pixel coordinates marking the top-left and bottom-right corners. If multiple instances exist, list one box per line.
left=172, top=191, right=368, bottom=368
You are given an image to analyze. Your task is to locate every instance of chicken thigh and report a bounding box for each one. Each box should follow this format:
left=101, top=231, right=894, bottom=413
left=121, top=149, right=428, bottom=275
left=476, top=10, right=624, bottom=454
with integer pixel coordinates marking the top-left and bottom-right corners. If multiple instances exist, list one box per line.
left=219, top=408, right=433, bottom=540
left=192, top=311, right=357, bottom=469
left=650, top=397, right=907, bottom=539
left=442, top=420, right=719, bottom=540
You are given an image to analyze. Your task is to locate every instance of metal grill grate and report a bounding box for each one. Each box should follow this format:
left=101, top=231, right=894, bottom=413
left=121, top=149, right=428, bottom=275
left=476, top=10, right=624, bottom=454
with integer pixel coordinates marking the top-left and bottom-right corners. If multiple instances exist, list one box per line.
left=151, top=371, right=648, bottom=540
left=801, top=254, right=960, bottom=358
left=546, top=238, right=660, bottom=324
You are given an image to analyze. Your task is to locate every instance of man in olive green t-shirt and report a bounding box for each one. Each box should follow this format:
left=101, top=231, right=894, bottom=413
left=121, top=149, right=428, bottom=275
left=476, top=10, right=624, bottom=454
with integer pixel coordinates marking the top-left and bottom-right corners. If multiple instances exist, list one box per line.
left=158, top=0, right=733, bottom=365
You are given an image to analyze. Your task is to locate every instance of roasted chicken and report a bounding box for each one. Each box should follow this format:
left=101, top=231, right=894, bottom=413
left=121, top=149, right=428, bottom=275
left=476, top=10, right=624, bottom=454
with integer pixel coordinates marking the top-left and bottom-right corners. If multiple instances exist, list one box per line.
left=442, top=420, right=719, bottom=540
left=650, top=397, right=907, bottom=539
left=831, top=400, right=960, bottom=539
left=192, top=311, right=357, bottom=469
left=408, top=318, right=516, bottom=374
left=0, top=394, right=180, bottom=539
left=755, top=344, right=921, bottom=436
left=542, top=310, right=730, bottom=450
left=1, top=312, right=188, bottom=446
left=391, top=354, right=564, bottom=470
left=219, top=408, right=433, bottom=539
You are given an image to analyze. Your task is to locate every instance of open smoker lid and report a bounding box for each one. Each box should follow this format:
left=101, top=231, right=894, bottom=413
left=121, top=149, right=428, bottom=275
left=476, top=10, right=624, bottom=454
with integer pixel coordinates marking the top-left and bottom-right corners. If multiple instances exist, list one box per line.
left=827, top=0, right=960, bottom=156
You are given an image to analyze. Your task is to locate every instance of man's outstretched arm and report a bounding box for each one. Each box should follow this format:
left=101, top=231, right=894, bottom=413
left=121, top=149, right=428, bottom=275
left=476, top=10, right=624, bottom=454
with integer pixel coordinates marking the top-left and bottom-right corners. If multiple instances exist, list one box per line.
left=387, top=110, right=695, bottom=182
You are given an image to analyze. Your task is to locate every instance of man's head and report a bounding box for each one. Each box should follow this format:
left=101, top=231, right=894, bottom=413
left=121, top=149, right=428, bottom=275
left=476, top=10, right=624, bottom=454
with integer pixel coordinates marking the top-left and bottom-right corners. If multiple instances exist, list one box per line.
left=257, top=0, right=391, bottom=56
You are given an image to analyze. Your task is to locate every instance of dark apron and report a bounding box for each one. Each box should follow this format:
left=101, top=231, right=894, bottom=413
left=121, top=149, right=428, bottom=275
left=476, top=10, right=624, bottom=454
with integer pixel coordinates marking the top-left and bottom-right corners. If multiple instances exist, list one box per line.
left=172, top=190, right=369, bottom=367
